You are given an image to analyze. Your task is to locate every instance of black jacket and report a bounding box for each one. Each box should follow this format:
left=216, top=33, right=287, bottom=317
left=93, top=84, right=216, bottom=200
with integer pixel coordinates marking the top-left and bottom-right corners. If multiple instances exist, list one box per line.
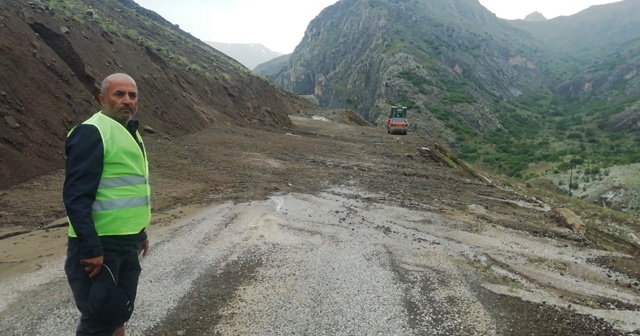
left=63, top=121, right=147, bottom=259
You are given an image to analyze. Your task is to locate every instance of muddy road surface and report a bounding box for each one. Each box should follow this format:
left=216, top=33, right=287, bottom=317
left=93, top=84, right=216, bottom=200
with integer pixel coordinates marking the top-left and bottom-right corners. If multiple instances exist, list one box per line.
left=1, top=111, right=640, bottom=335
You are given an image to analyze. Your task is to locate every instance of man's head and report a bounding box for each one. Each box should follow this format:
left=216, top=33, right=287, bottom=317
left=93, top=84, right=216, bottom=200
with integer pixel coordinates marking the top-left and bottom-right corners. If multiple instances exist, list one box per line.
left=99, top=73, right=138, bottom=126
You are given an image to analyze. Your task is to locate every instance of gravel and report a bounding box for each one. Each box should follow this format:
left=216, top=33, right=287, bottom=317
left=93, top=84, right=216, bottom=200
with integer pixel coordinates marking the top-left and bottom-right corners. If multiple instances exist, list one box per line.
left=1, top=189, right=638, bottom=335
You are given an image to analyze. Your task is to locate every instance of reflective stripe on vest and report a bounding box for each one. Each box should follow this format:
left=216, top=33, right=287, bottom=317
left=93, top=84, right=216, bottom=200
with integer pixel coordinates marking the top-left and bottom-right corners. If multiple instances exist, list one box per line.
left=99, top=175, right=147, bottom=189
left=68, top=112, right=151, bottom=237
left=92, top=196, right=149, bottom=212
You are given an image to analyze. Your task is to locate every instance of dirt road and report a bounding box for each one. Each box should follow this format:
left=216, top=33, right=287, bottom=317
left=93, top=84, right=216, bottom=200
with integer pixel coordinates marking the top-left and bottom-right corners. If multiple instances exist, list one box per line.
left=1, top=112, right=639, bottom=335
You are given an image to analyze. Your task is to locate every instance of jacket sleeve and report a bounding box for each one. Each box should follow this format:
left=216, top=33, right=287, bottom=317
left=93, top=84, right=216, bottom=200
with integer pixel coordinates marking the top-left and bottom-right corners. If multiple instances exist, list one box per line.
left=63, top=124, right=104, bottom=259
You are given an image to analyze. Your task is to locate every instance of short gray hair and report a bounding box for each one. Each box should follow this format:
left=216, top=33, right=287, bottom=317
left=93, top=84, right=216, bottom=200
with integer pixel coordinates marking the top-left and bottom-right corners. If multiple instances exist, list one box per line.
left=100, top=73, right=134, bottom=94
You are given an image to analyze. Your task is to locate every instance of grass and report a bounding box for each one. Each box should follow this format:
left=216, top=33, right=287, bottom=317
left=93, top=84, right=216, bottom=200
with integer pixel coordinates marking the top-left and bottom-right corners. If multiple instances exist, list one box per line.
left=507, top=279, right=524, bottom=293
left=52, top=0, right=249, bottom=79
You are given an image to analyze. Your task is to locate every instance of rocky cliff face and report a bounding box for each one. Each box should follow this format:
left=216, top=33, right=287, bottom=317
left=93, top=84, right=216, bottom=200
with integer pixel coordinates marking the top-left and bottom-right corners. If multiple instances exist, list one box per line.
left=257, top=0, right=640, bottom=175
left=0, top=0, right=312, bottom=188
left=557, top=54, right=640, bottom=103
left=264, top=0, right=551, bottom=145
left=512, top=1, right=640, bottom=103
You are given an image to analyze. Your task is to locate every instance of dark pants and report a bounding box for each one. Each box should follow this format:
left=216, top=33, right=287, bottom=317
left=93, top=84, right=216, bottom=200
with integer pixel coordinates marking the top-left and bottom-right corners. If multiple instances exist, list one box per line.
left=65, top=239, right=141, bottom=336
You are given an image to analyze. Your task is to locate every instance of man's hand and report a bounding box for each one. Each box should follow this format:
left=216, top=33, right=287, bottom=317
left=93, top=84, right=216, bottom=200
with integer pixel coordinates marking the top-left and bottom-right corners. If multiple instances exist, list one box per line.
left=138, top=239, right=149, bottom=257
left=80, top=256, right=104, bottom=278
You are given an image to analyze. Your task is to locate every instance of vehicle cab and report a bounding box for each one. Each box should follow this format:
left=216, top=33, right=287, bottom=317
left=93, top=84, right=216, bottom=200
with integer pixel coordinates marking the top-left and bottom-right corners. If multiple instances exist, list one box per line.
left=386, top=106, right=409, bottom=135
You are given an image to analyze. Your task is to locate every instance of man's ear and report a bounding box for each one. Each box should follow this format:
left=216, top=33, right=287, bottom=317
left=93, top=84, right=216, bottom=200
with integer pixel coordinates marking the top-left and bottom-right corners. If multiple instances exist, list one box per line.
left=97, top=93, right=104, bottom=105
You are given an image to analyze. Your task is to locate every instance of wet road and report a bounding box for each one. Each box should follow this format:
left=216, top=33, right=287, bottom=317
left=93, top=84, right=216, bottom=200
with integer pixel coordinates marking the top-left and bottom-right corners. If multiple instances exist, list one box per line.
left=1, top=188, right=638, bottom=335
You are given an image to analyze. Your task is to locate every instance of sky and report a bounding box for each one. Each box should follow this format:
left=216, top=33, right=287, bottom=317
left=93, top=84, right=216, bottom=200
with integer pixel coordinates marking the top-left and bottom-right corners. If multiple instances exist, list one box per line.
left=133, top=0, right=623, bottom=54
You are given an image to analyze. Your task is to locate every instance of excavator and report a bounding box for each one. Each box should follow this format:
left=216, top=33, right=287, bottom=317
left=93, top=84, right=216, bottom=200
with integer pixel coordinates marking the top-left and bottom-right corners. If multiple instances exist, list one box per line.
left=386, top=106, right=409, bottom=135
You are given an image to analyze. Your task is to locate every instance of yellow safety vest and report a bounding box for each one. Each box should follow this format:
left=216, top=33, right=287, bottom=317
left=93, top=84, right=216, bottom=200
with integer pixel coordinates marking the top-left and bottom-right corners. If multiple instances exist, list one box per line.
left=68, top=112, right=151, bottom=237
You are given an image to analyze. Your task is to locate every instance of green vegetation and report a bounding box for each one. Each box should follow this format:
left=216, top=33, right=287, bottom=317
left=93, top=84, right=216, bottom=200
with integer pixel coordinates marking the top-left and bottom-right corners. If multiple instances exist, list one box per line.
left=398, top=71, right=429, bottom=88
left=441, top=80, right=475, bottom=104
left=456, top=91, right=640, bottom=179
left=396, top=67, right=638, bottom=182
left=31, top=0, right=246, bottom=80
left=372, top=0, right=640, bottom=184
left=397, top=99, right=417, bottom=110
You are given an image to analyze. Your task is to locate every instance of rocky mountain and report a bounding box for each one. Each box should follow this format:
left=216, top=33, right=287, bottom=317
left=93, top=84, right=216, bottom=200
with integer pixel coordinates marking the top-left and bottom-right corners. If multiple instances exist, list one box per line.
left=254, top=54, right=291, bottom=78
left=524, top=11, right=546, bottom=22
left=261, top=0, right=553, bottom=144
left=257, top=0, right=640, bottom=174
left=205, top=42, right=283, bottom=70
left=512, top=1, right=640, bottom=103
left=253, top=0, right=640, bottom=214
left=511, top=1, right=640, bottom=60
left=0, top=0, right=313, bottom=189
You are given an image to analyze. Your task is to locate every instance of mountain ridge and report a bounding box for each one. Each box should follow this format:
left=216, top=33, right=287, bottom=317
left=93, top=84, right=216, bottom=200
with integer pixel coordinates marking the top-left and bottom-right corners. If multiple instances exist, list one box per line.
left=524, top=11, right=546, bottom=21
left=205, top=41, right=283, bottom=70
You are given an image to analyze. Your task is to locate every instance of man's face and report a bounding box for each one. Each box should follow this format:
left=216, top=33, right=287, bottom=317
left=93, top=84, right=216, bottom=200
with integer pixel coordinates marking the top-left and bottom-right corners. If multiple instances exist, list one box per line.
left=99, top=75, right=138, bottom=126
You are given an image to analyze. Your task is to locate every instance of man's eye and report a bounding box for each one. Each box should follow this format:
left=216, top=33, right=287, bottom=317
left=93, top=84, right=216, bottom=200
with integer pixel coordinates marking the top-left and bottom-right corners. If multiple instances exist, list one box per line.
left=129, top=93, right=137, bottom=99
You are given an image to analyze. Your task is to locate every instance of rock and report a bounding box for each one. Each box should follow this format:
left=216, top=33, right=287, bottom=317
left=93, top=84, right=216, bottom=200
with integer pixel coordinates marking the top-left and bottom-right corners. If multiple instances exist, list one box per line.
left=552, top=208, right=587, bottom=235
left=467, top=204, right=487, bottom=214
left=143, top=125, right=157, bottom=134
left=4, top=115, right=20, bottom=128
left=59, top=26, right=70, bottom=34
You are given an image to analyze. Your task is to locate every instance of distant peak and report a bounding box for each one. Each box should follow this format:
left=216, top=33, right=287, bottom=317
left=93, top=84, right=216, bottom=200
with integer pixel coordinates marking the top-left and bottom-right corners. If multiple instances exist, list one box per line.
left=524, top=11, right=547, bottom=21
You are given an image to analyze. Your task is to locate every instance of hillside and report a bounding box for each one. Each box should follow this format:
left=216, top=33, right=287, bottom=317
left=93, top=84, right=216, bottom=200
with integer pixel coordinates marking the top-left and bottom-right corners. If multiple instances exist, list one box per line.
left=254, top=54, right=291, bottom=78
left=205, top=42, right=283, bottom=70
left=510, top=1, right=640, bottom=61
left=255, top=0, right=640, bottom=214
left=259, top=0, right=558, bottom=156
left=273, top=0, right=551, bottom=120
left=0, top=0, right=313, bottom=189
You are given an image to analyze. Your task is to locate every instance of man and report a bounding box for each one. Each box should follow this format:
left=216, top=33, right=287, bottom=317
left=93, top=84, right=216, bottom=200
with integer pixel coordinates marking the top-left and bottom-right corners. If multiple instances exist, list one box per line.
left=64, top=73, right=151, bottom=336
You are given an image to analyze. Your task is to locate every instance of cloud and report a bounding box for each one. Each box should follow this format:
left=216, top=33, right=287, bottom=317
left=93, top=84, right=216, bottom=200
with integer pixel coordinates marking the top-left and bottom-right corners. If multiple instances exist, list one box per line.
left=135, top=0, right=338, bottom=53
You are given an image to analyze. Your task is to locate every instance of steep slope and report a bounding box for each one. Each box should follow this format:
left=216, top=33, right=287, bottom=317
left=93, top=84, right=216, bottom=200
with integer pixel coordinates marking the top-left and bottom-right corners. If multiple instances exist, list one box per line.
left=257, top=0, right=640, bottom=183
left=0, top=0, right=312, bottom=189
left=254, top=54, right=291, bottom=78
left=511, top=0, right=640, bottom=103
left=205, top=42, right=283, bottom=70
left=266, top=0, right=553, bottom=144
left=554, top=37, right=640, bottom=107
left=510, top=0, right=639, bottom=61
left=503, top=0, right=640, bottom=181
